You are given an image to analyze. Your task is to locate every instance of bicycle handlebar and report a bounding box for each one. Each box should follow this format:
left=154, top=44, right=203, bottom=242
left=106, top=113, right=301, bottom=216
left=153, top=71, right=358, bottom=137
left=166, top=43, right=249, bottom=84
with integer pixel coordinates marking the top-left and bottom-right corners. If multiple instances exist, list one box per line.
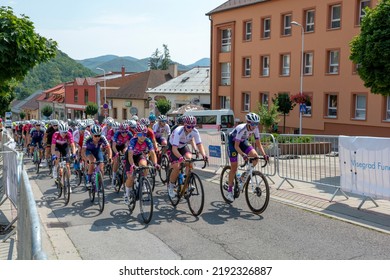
left=182, top=157, right=209, bottom=169
left=239, top=156, right=268, bottom=169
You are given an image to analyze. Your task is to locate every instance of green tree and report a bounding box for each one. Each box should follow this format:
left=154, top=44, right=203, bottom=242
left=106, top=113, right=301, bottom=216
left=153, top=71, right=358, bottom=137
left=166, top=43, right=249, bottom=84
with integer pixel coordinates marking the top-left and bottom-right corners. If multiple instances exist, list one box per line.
left=273, top=93, right=294, bottom=134
left=350, top=0, right=390, bottom=95
left=258, top=99, right=280, bottom=133
left=85, top=102, right=98, bottom=118
left=41, top=105, right=53, bottom=119
left=148, top=44, right=172, bottom=70
left=0, top=7, right=57, bottom=85
left=19, top=111, right=26, bottom=120
left=0, top=83, right=15, bottom=117
left=155, top=98, right=171, bottom=116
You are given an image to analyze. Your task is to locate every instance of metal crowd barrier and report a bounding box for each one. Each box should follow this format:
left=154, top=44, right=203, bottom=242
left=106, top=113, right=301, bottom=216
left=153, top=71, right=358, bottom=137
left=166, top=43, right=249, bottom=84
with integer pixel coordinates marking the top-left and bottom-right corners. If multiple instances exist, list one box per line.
left=0, top=129, right=47, bottom=259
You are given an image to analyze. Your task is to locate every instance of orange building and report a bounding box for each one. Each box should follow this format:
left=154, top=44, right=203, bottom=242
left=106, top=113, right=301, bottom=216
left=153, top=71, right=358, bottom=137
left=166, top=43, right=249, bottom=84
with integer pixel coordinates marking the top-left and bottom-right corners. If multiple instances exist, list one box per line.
left=207, top=0, right=390, bottom=136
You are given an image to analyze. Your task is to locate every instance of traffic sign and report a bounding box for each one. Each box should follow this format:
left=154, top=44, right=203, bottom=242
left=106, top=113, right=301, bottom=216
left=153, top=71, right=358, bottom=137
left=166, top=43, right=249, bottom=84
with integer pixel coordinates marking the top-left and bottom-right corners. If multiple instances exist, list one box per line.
left=103, top=103, right=108, bottom=109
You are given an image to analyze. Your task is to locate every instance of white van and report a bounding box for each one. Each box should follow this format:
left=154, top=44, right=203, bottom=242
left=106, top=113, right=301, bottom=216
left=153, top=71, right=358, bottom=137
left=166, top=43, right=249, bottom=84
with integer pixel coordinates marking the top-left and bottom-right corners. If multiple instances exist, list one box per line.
left=183, top=109, right=235, bottom=132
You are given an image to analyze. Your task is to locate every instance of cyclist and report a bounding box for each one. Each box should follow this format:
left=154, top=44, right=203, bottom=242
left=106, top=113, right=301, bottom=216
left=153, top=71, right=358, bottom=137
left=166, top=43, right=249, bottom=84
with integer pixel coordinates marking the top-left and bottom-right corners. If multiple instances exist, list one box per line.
left=81, top=124, right=112, bottom=189
left=29, top=121, right=46, bottom=162
left=167, top=115, right=208, bottom=198
left=112, top=123, right=133, bottom=186
left=148, top=114, right=157, bottom=128
left=153, top=115, right=171, bottom=147
left=123, top=124, right=158, bottom=205
left=44, top=119, right=59, bottom=166
left=140, top=118, right=158, bottom=151
left=51, top=123, right=76, bottom=179
left=225, top=112, right=269, bottom=202
left=22, top=120, right=32, bottom=152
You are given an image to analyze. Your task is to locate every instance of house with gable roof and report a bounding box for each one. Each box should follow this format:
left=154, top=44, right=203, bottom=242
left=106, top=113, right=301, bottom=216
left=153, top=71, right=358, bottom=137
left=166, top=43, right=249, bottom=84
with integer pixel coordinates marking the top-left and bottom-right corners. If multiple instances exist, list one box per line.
left=36, top=83, right=66, bottom=120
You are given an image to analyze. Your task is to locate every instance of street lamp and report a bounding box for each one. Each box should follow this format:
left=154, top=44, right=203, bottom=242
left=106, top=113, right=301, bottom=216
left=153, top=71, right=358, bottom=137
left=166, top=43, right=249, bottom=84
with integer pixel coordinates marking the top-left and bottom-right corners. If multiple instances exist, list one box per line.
left=291, top=21, right=304, bottom=134
left=96, top=67, right=107, bottom=117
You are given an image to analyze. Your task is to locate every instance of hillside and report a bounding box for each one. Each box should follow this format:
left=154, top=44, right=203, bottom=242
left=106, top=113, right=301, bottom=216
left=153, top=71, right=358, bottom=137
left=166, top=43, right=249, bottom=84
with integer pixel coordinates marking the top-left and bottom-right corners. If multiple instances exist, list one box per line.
left=76, top=55, right=210, bottom=73
left=15, top=50, right=96, bottom=100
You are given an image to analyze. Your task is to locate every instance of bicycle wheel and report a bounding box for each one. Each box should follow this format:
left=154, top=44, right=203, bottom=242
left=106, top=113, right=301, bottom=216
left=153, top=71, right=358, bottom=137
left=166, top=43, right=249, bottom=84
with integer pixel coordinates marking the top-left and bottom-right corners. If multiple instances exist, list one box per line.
left=219, top=166, right=238, bottom=204
left=159, top=155, right=169, bottom=183
left=89, top=173, right=95, bottom=203
left=139, top=177, right=153, bottom=224
left=63, top=167, right=71, bottom=206
left=166, top=168, right=180, bottom=206
left=244, top=171, right=270, bottom=214
left=147, top=160, right=156, bottom=192
left=47, top=158, right=53, bottom=175
left=114, top=170, right=123, bottom=193
left=104, top=163, right=112, bottom=181
left=186, top=173, right=204, bottom=216
left=34, top=150, right=40, bottom=174
left=55, top=167, right=63, bottom=198
left=96, top=172, right=105, bottom=213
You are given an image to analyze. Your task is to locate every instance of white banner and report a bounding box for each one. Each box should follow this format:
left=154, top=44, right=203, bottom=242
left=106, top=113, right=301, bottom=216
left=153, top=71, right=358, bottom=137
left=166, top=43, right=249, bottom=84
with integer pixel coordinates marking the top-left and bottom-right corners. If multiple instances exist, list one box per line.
left=339, top=136, right=390, bottom=200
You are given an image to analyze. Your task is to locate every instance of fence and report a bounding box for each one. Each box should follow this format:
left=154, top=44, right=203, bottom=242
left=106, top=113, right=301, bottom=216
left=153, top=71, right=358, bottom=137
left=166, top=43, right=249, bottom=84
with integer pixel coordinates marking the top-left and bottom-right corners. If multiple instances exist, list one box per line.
left=0, top=129, right=47, bottom=259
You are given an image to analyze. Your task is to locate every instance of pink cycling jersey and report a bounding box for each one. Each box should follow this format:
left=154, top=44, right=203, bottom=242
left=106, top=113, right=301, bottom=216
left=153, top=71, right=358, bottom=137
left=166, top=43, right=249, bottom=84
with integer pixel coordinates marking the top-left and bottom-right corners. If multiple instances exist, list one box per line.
left=51, top=131, right=74, bottom=145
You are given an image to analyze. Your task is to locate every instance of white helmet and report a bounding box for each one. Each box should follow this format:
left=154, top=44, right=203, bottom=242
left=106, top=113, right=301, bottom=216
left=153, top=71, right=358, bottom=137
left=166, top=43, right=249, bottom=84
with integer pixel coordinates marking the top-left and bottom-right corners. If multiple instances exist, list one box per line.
left=245, top=112, right=260, bottom=124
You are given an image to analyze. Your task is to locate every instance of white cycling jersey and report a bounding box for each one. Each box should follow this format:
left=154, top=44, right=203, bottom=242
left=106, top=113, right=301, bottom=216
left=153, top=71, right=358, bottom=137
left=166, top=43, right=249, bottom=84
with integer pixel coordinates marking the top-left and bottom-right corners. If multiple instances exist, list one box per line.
left=169, top=126, right=201, bottom=149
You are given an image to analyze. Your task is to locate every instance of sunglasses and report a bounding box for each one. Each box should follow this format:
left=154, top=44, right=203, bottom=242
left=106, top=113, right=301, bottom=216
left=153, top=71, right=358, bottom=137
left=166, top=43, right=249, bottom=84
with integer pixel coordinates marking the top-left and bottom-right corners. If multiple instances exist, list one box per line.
left=137, top=132, right=147, bottom=137
left=249, top=123, right=259, bottom=127
left=120, top=131, right=127, bottom=134
left=53, top=125, right=58, bottom=127
left=186, top=125, right=195, bottom=129
left=93, top=134, right=101, bottom=137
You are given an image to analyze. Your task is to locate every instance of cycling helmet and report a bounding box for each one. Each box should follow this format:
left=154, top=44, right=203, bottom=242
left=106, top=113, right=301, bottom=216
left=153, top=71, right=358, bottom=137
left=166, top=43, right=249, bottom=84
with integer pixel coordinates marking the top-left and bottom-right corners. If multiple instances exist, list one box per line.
left=158, top=115, right=167, bottom=122
left=112, top=122, right=120, bottom=129
left=245, top=112, right=260, bottom=124
left=177, top=116, right=184, bottom=124
left=132, top=115, right=139, bottom=121
left=51, top=119, right=59, bottom=126
left=183, top=115, right=197, bottom=126
left=128, top=120, right=137, bottom=128
left=86, top=119, right=94, bottom=127
left=140, top=118, right=150, bottom=126
left=58, top=123, right=69, bottom=133
left=79, top=123, right=87, bottom=130
left=90, top=124, right=102, bottom=135
left=134, top=124, right=148, bottom=134
left=148, top=114, right=156, bottom=122
left=119, top=123, right=129, bottom=132
left=39, top=121, right=45, bottom=126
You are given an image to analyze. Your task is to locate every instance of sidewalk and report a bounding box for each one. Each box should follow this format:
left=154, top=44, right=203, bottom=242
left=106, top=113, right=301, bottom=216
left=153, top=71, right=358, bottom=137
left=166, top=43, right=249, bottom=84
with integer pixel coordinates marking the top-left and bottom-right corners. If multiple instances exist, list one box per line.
left=0, top=198, right=17, bottom=260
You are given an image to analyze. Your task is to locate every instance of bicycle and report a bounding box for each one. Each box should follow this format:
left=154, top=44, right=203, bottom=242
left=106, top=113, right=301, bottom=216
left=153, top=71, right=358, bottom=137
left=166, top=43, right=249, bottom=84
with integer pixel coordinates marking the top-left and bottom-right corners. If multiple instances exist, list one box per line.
left=220, top=156, right=270, bottom=214
left=156, top=144, right=170, bottom=183
left=127, top=165, right=154, bottom=224
left=103, top=152, right=113, bottom=181
left=114, top=153, right=127, bottom=194
left=54, top=155, right=72, bottom=206
left=32, top=142, right=41, bottom=174
left=167, top=157, right=207, bottom=216
left=88, top=161, right=105, bottom=213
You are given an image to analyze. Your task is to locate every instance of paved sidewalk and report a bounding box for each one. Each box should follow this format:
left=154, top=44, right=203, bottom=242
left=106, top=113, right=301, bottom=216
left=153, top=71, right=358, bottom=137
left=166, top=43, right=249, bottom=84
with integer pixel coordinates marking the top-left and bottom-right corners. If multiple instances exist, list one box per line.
left=0, top=198, right=17, bottom=260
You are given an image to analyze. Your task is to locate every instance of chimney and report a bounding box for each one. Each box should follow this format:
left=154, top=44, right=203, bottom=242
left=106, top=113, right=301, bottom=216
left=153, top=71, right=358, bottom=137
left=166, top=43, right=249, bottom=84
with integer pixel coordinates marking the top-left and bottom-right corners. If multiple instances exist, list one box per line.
left=121, top=66, right=125, bottom=77
left=169, top=63, right=178, bottom=78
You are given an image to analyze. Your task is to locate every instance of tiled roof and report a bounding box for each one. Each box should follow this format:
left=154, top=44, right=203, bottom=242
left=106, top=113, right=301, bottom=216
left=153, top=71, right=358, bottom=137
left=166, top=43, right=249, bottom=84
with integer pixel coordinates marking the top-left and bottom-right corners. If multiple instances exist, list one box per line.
left=73, top=77, right=102, bottom=86
left=37, top=83, right=65, bottom=101
left=20, top=96, right=39, bottom=110
left=147, top=67, right=210, bottom=95
left=109, top=70, right=173, bottom=100
left=206, top=0, right=269, bottom=15
left=11, top=90, right=43, bottom=113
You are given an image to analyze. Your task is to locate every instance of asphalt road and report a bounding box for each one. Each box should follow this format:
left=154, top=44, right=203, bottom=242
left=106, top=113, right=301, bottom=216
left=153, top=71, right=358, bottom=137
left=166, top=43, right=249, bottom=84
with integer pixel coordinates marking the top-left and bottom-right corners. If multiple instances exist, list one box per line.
left=26, top=159, right=390, bottom=260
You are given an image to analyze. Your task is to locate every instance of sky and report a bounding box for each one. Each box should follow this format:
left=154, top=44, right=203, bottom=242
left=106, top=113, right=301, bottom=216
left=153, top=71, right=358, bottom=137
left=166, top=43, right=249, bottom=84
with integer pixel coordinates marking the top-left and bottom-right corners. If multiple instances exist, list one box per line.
left=4, top=0, right=227, bottom=65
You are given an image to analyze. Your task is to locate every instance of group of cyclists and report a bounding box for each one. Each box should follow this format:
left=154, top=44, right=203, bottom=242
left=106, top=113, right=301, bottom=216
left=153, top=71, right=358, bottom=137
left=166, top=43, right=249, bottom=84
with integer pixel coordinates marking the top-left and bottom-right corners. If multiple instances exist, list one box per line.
left=11, top=111, right=269, bottom=205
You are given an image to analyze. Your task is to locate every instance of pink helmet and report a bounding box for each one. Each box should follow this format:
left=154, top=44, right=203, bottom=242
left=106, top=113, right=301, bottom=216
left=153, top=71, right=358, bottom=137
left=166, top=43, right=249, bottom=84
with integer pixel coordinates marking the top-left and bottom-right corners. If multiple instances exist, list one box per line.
left=135, top=124, right=148, bottom=134
left=183, top=115, right=196, bottom=126
left=119, top=123, right=129, bottom=132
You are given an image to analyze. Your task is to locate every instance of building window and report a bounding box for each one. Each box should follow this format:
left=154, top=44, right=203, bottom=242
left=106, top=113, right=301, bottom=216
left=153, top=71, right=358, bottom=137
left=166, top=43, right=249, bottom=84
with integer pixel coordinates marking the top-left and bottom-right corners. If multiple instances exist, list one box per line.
left=221, top=28, right=232, bottom=52
left=243, top=92, right=250, bottom=112
left=280, top=54, right=290, bottom=76
left=386, top=96, right=390, bottom=120
left=262, top=17, right=271, bottom=38
left=260, top=55, right=270, bottom=77
left=74, top=89, right=78, bottom=103
left=122, top=108, right=127, bottom=120
left=329, top=4, right=341, bottom=29
left=220, top=96, right=230, bottom=109
left=303, top=93, right=312, bottom=116
left=113, top=108, right=117, bottom=119
left=282, top=13, right=292, bottom=36
left=221, top=62, right=231, bottom=85
left=305, top=9, right=315, bottom=32
left=326, top=94, right=338, bottom=117
left=244, top=20, right=252, bottom=41
left=354, top=94, right=366, bottom=120
left=260, top=92, right=269, bottom=109
left=327, top=50, right=339, bottom=74
left=84, top=89, right=89, bottom=103
left=357, top=0, right=370, bottom=25
left=243, top=57, right=251, bottom=77
left=304, top=52, right=313, bottom=75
